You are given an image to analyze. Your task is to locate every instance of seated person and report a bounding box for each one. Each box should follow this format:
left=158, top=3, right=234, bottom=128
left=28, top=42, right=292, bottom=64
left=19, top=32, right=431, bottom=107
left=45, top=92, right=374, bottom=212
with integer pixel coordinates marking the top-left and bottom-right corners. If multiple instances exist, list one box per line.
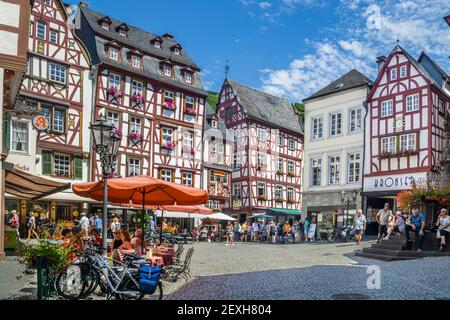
left=111, top=230, right=123, bottom=251
left=435, top=208, right=450, bottom=252
left=91, top=229, right=103, bottom=245
left=200, top=227, right=208, bottom=241
left=112, top=231, right=134, bottom=261
left=405, top=208, right=425, bottom=252
left=384, top=211, right=397, bottom=240
left=131, top=228, right=148, bottom=256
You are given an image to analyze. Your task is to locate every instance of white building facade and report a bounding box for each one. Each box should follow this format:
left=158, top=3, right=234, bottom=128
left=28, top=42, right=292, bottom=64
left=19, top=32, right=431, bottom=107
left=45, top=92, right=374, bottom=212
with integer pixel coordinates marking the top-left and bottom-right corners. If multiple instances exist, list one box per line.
left=303, top=69, right=372, bottom=229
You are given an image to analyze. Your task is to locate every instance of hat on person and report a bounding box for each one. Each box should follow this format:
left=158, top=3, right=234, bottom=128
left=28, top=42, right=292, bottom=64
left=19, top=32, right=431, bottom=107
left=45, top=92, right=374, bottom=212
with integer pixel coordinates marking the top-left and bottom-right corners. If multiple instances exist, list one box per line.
left=80, top=212, right=86, bottom=217
left=11, top=210, right=17, bottom=214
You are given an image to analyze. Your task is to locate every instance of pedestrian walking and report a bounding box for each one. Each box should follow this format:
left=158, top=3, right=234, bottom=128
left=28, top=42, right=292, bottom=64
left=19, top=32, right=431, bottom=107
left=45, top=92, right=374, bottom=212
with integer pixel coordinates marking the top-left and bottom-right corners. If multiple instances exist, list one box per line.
left=234, top=221, right=241, bottom=242
left=27, top=212, right=38, bottom=239
left=9, top=210, right=20, bottom=238
left=353, top=210, right=367, bottom=245
left=303, top=218, right=310, bottom=241
left=80, top=212, right=90, bottom=238
left=226, top=222, right=234, bottom=246
left=95, top=215, right=102, bottom=235
left=252, top=221, right=259, bottom=242
left=241, top=221, right=248, bottom=242
left=376, top=203, right=392, bottom=243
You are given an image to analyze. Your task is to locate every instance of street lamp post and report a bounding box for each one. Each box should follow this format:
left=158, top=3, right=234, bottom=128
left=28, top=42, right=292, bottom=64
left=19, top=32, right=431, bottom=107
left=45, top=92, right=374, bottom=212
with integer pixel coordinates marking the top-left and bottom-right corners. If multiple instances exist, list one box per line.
left=341, top=190, right=358, bottom=227
left=90, top=118, right=122, bottom=255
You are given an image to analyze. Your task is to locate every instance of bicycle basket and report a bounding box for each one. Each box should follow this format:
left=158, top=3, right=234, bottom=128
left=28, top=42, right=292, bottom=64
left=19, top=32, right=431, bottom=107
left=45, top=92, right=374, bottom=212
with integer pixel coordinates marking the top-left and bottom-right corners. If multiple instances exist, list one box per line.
left=139, top=264, right=161, bottom=294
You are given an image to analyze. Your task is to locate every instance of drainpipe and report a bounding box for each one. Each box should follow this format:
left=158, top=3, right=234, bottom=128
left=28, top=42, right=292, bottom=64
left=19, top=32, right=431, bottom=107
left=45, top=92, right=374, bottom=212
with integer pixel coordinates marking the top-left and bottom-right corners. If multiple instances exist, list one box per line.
left=361, top=86, right=370, bottom=215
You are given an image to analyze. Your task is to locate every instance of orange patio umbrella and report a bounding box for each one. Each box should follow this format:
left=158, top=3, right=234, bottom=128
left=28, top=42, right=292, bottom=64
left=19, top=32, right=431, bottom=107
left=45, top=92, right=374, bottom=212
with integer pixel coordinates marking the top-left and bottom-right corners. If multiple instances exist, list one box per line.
left=73, top=175, right=209, bottom=245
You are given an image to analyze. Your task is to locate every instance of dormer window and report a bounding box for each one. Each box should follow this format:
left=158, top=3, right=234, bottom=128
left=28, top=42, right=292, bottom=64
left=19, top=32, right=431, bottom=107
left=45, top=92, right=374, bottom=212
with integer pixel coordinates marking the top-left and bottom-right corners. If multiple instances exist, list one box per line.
left=154, top=41, right=161, bottom=48
left=98, top=16, right=112, bottom=30
left=116, top=23, right=129, bottom=37
left=184, top=71, right=193, bottom=84
left=163, top=64, right=173, bottom=78
left=119, top=29, right=127, bottom=36
left=109, top=47, right=119, bottom=61
left=174, top=47, right=180, bottom=55
left=102, top=22, right=110, bottom=30
left=211, top=119, right=217, bottom=129
left=131, top=55, right=141, bottom=68
left=171, top=44, right=182, bottom=55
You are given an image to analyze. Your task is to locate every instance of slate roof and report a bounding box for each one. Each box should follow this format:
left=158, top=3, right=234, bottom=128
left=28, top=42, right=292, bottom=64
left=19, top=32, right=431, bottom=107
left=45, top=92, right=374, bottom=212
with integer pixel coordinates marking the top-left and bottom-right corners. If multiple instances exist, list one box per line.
left=225, top=79, right=303, bottom=134
left=303, top=69, right=372, bottom=102
left=75, top=5, right=207, bottom=96
left=418, top=51, right=449, bottom=89
left=204, top=102, right=233, bottom=142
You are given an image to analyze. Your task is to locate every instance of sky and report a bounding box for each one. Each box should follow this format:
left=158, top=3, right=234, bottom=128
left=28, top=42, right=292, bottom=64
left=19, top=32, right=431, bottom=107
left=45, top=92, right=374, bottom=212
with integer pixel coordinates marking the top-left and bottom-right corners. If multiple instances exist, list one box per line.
left=66, top=0, right=450, bottom=102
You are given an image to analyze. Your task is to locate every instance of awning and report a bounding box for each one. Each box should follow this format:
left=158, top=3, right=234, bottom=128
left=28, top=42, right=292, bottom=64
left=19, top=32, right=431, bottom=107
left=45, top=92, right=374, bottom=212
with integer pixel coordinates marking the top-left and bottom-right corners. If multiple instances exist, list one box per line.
left=205, top=213, right=237, bottom=221
left=4, top=162, right=71, bottom=201
left=154, top=211, right=206, bottom=219
left=250, top=214, right=276, bottom=219
left=267, top=208, right=303, bottom=216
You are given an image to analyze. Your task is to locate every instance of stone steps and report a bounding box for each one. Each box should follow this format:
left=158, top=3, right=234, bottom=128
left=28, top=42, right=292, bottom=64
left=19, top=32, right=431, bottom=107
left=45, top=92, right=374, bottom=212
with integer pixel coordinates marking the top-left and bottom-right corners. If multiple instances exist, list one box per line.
left=354, top=250, right=417, bottom=262
left=372, top=243, right=407, bottom=250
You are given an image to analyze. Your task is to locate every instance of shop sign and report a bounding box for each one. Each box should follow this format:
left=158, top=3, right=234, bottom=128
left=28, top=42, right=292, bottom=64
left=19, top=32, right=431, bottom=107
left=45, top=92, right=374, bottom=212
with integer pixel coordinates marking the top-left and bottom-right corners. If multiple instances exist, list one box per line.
left=232, top=198, right=241, bottom=210
left=364, top=172, right=429, bottom=192
left=32, top=115, right=49, bottom=131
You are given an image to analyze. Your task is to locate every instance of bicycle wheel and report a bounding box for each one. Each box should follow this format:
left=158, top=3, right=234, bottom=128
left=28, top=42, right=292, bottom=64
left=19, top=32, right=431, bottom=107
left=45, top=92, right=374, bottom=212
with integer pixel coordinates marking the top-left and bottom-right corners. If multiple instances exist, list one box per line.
left=327, top=232, right=336, bottom=242
left=115, top=273, right=144, bottom=300
left=146, top=282, right=163, bottom=300
left=56, top=264, right=98, bottom=300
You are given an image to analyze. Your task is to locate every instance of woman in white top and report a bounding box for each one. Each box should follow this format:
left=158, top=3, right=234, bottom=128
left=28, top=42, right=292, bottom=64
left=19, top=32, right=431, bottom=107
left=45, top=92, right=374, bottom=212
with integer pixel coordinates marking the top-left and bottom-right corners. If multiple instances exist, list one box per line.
left=110, top=217, right=121, bottom=234
left=436, top=208, right=450, bottom=252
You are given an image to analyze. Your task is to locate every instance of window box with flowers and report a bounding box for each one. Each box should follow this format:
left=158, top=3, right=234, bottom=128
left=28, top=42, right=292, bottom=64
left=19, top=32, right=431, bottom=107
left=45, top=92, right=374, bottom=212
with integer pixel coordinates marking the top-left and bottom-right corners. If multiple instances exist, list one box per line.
left=287, top=198, right=296, bottom=204
left=276, top=170, right=284, bottom=176
left=258, top=195, right=268, bottom=201
left=130, top=93, right=145, bottom=109
left=163, top=101, right=176, bottom=111
left=112, top=128, right=123, bottom=139
left=185, top=107, right=197, bottom=116
left=287, top=171, right=295, bottom=177
left=378, top=152, right=396, bottom=160
left=108, top=172, right=122, bottom=179
left=127, top=131, right=144, bottom=148
left=183, top=145, right=196, bottom=155
left=275, top=197, right=285, bottom=203
left=162, top=141, right=176, bottom=151
left=257, top=165, right=267, bottom=172
left=108, top=87, right=123, bottom=103
left=398, top=149, right=419, bottom=157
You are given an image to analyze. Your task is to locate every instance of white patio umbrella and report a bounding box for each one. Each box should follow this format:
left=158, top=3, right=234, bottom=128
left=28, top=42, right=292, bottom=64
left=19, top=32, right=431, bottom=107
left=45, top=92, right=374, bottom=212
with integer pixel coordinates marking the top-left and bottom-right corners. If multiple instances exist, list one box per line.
left=206, top=212, right=237, bottom=221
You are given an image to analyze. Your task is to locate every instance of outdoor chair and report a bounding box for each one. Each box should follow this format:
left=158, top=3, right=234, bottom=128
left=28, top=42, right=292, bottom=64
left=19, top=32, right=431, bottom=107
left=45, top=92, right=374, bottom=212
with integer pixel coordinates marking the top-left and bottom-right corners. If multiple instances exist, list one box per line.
left=162, top=247, right=195, bottom=283
left=173, top=243, right=185, bottom=264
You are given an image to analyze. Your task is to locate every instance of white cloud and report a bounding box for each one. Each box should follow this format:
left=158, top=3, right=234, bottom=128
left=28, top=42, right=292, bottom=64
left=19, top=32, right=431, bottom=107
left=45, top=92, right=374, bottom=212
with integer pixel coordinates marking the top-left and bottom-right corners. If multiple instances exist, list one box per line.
left=260, top=0, right=450, bottom=101
left=259, top=1, right=272, bottom=9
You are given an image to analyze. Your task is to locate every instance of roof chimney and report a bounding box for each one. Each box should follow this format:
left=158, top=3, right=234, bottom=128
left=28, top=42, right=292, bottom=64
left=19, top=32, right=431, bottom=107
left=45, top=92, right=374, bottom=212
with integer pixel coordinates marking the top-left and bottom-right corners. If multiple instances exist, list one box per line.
left=162, top=33, right=174, bottom=40
left=376, top=55, right=387, bottom=73
left=79, top=1, right=88, bottom=8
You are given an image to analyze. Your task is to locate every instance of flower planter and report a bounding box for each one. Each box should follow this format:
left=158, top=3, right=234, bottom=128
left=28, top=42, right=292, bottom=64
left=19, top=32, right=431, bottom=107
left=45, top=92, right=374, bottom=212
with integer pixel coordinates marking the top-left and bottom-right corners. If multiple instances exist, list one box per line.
left=287, top=172, right=295, bottom=177
left=163, top=101, right=176, bottom=111
left=258, top=196, right=268, bottom=201
left=183, top=146, right=196, bottom=154
left=275, top=197, right=285, bottom=203
left=257, top=166, right=267, bottom=172
left=162, top=142, right=176, bottom=151
left=185, top=108, right=197, bottom=116
left=276, top=170, right=284, bottom=176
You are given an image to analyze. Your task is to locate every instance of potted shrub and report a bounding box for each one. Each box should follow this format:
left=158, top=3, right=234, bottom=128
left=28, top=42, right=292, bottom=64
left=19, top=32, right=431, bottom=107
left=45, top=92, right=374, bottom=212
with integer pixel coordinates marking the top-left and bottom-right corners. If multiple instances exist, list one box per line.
left=20, top=240, right=74, bottom=273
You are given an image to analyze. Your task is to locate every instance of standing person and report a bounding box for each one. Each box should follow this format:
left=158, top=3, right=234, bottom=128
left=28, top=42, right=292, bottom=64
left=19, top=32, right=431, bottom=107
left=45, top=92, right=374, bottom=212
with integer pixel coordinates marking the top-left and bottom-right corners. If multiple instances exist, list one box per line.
left=225, top=222, right=234, bottom=246
left=435, top=208, right=450, bottom=252
left=353, top=210, right=367, bottom=245
left=234, top=221, right=241, bottom=243
left=248, top=223, right=253, bottom=242
left=9, top=210, right=20, bottom=238
left=376, top=203, right=392, bottom=243
left=89, top=214, right=96, bottom=233
left=405, top=208, right=425, bottom=252
left=27, top=212, right=38, bottom=239
left=241, top=221, right=248, bottom=242
left=303, top=218, right=310, bottom=242
left=110, top=217, right=121, bottom=234
left=150, top=216, right=156, bottom=233
left=79, top=212, right=90, bottom=238
left=252, top=221, right=259, bottom=242
left=95, top=215, right=102, bottom=235
left=269, top=221, right=277, bottom=244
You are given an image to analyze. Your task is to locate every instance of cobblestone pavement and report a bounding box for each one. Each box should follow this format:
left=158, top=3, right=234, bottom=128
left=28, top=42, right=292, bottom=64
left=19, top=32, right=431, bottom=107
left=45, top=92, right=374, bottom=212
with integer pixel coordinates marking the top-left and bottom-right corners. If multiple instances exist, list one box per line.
left=0, top=256, right=36, bottom=300
left=2, top=240, right=450, bottom=300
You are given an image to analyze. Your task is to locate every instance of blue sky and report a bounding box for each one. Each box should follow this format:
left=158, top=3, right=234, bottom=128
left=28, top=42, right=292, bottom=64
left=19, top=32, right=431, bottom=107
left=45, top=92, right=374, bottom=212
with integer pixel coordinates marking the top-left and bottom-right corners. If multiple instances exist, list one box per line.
left=67, top=0, right=450, bottom=102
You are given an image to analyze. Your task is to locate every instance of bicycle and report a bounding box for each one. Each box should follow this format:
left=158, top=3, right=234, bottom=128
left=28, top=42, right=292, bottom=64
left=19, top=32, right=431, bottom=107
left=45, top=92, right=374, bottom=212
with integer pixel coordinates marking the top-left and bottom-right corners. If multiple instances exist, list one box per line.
left=56, top=241, right=163, bottom=300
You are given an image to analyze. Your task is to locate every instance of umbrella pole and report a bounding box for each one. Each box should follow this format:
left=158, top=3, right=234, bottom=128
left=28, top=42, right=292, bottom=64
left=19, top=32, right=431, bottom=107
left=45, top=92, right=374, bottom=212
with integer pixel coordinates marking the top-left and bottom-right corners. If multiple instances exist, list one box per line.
left=141, top=192, right=145, bottom=254
left=160, top=210, right=164, bottom=245
left=102, top=176, right=108, bottom=256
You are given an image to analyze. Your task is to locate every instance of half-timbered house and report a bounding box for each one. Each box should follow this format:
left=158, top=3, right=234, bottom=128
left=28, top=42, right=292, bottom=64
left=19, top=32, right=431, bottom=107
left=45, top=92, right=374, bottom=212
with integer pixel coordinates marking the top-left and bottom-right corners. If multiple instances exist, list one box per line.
left=4, top=0, right=93, bottom=222
left=363, top=45, right=450, bottom=223
left=217, top=79, right=304, bottom=223
left=75, top=4, right=208, bottom=196
left=203, top=103, right=233, bottom=212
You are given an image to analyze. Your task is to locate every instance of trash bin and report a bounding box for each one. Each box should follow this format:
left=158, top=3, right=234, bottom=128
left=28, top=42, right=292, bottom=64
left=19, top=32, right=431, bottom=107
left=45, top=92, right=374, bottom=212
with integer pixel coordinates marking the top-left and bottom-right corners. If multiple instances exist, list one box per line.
left=4, top=227, right=18, bottom=250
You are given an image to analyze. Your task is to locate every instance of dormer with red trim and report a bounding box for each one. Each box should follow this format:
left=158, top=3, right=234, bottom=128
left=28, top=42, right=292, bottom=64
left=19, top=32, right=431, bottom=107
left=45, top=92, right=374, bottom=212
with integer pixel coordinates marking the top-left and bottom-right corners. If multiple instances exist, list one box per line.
left=128, top=49, right=143, bottom=69
left=162, top=33, right=174, bottom=40
left=98, top=16, right=112, bottom=30
left=181, top=66, right=195, bottom=85
left=116, top=23, right=129, bottom=37
left=105, top=40, right=121, bottom=62
left=160, top=59, right=174, bottom=78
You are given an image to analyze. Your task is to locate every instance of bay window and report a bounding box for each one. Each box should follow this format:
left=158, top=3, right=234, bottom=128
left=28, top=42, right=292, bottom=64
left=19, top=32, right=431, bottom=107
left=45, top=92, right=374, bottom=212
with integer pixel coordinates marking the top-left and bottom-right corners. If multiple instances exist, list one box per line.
left=381, top=136, right=396, bottom=153
left=400, top=134, right=416, bottom=152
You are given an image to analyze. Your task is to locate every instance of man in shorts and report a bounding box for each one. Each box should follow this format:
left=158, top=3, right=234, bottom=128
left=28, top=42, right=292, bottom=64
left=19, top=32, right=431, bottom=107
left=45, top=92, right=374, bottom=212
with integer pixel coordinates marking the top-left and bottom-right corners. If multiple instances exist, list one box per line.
left=376, top=203, right=392, bottom=243
left=353, top=210, right=367, bottom=245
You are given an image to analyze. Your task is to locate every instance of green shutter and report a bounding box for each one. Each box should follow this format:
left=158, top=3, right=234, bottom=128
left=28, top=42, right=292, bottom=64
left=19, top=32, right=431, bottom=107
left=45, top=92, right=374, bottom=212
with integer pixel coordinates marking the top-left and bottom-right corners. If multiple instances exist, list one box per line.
left=4, top=117, right=11, bottom=151
left=74, top=156, right=83, bottom=180
left=42, top=151, right=52, bottom=176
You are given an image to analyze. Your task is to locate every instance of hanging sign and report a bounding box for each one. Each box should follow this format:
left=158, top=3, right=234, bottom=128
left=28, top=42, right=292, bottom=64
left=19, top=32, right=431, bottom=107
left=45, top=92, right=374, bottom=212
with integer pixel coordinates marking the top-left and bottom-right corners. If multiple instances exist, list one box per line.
left=32, top=115, right=49, bottom=131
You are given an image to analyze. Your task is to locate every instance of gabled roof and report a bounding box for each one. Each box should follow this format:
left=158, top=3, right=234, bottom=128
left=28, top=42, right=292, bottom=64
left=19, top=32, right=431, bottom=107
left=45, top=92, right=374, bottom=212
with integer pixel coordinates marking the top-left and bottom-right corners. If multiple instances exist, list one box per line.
left=78, top=5, right=199, bottom=69
left=204, top=102, right=232, bottom=140
left=225, top=79, right=303, bottom=134
left=303, top=69, right=372, bottom=102
left=418, top=51, right=448, bottom=88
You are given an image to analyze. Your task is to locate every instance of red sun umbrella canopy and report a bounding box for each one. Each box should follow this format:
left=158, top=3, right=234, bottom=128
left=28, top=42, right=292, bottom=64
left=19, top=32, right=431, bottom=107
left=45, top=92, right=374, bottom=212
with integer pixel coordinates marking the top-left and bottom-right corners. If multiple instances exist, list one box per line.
left=120, top=203, right=212, bottom=214
left=73, top=175, right=208, bottom=206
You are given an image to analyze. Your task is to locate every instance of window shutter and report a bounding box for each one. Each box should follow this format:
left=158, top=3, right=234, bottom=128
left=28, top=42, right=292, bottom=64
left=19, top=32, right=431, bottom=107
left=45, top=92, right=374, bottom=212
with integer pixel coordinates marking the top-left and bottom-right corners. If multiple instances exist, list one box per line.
left=74, top=156, right=83, bottom=180
left=4, top=117, right=11, bottom=151
left=42, top=151, right=52, bottom=176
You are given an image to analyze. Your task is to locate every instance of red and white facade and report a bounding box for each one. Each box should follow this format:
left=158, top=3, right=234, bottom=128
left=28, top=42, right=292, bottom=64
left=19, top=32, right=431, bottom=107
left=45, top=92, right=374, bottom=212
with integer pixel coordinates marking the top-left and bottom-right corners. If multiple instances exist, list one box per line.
left=5, top=0, right=93, bottom=221
left=363, top=46, right=450, bottom=215
left=217, top=80, right=303, bottom=222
